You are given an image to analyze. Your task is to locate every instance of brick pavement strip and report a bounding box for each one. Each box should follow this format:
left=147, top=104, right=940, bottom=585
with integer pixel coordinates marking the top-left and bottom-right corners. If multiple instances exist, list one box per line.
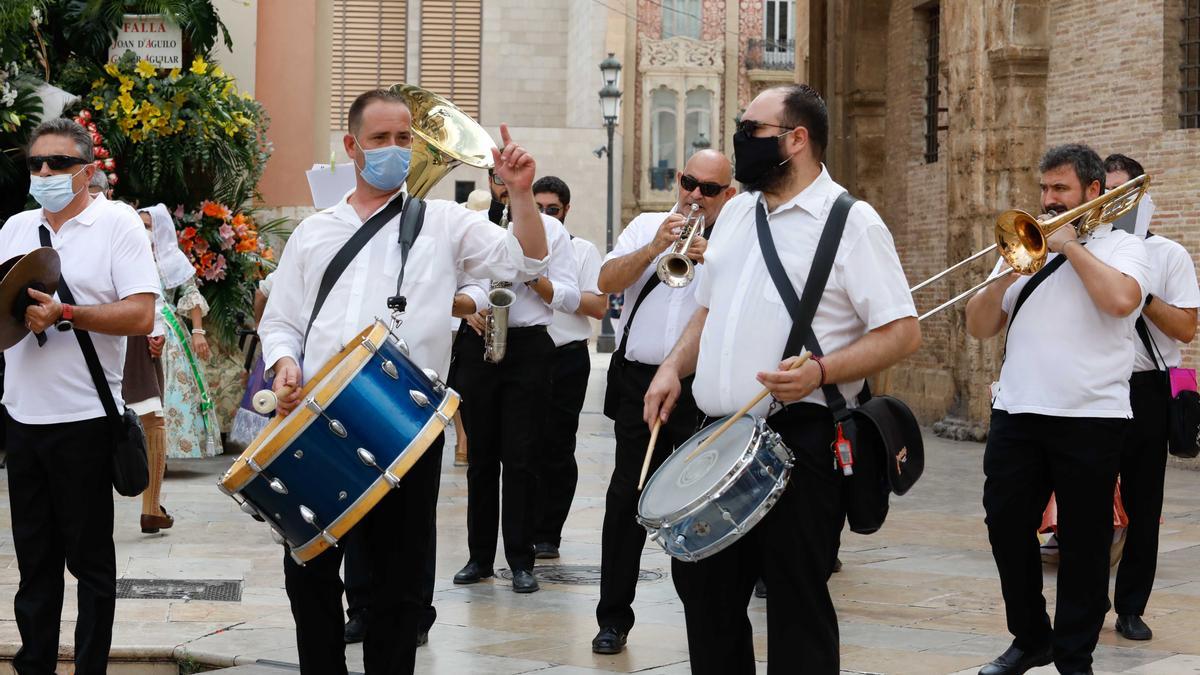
left=1, top=352, right=1198, bottom=673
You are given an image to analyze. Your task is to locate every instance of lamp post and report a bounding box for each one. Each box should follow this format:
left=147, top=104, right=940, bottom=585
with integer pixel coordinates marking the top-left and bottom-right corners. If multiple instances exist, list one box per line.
left=596, top=52, right=622, bottom=353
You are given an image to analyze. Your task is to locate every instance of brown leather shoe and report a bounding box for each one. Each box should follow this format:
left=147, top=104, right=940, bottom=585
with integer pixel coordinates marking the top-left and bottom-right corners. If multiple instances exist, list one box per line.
left=141, top=507, right=174, bottom=534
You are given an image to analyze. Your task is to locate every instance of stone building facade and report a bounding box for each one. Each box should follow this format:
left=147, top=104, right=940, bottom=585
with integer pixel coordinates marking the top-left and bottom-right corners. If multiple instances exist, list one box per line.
left=796, top=0, right=1200, bottom=433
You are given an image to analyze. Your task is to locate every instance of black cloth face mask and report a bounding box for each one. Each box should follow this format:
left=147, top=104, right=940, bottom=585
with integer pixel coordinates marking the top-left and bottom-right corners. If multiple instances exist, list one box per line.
left=733, top=129, right=791, bottom=192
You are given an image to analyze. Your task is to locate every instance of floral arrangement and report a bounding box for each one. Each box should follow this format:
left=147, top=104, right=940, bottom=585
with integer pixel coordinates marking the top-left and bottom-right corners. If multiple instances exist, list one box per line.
left=83, top=51, right=269, bottom=209
left=71, top=108, right=117, bottom=188
left=174, top=199, right=282, bottom=344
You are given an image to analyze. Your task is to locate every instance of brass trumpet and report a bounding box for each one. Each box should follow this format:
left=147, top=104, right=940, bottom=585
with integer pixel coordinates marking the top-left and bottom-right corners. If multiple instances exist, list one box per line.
left=914, top=174, right=1151, bottom=320
left=656, top=204, right=705, bottom=288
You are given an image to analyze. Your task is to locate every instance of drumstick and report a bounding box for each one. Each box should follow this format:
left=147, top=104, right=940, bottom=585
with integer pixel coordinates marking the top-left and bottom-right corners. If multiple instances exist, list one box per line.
left=252, top=385, right=295, bottom=414
left=637, top=418, right=662, bottom=491
left=682, top=351, right=812, bottom=463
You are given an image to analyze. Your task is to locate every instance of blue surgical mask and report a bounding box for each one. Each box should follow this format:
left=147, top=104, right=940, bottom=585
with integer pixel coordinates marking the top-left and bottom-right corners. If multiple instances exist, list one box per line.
left=354, top=137, right=412, bottom=191
left=29, top=166, right=87, bottom=213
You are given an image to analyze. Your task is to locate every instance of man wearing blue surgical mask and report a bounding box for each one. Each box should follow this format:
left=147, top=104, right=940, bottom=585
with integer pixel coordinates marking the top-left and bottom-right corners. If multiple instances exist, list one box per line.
left=259, top=89, right=551, bottom=675
left=0, top=118, right=159, bottom=674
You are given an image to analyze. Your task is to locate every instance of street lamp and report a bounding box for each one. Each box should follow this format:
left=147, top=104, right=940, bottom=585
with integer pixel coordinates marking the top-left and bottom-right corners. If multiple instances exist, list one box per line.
left=597, top=52, right=622, bottom=353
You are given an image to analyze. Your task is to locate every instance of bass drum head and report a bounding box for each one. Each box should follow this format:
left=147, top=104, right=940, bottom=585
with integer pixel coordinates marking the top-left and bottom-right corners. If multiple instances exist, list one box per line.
left=640, top=415, right=755, bottom=521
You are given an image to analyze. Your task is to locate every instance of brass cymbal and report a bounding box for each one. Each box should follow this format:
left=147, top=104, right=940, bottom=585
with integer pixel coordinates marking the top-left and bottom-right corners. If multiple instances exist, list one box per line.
left=0, top=247, right=61, bottom=351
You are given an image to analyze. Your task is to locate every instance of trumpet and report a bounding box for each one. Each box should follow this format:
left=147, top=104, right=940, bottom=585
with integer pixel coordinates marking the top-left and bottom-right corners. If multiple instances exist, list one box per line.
left=656, top=204, right=705, bottom=288
left=914, top=173, right=1151, bottom=320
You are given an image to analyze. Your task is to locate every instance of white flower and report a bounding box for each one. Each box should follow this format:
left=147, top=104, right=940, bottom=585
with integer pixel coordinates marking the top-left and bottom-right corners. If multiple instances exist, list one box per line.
left=1, top=83, right=17, bottom=108
left=31, top=7, right=42, bottom=24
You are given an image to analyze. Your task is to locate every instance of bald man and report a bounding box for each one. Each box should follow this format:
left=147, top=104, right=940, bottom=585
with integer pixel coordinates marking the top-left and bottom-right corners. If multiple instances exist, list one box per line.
left=591, top=150, right=737, bottom=654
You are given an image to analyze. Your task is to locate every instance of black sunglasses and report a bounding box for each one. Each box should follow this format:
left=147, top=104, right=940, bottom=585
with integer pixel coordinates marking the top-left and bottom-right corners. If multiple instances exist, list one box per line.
left=735, top=119, right=795, bottom=137
left=537, top=204, right=563, bottom=216
left=679, top=173, right=729, bottom=198
left=27, top=155, right=89, bottom=172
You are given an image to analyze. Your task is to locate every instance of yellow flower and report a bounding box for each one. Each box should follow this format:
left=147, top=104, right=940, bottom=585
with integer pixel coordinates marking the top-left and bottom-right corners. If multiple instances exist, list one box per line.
left=147, top=83, right=155, bottom=93
left=118, top=75, right=134, bottom=93
left=104, top=63, right=120, bottom=77
left=212, top=65, right=224, bottom=78
left=91, top=79, right=103, bottom=89
left=117, top=91, right=136, bottom=114
left=135, top=60, right=157, bottom=78
left=190, top=56, right=208, bottom=75
left=91, top=96, right=105, bottom=110
left=168, top=67, right=181, bottom=81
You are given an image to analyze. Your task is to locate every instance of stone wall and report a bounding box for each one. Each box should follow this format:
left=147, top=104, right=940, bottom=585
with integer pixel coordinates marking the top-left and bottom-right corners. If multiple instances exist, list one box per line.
left=480, top=0, right=570, bottom=128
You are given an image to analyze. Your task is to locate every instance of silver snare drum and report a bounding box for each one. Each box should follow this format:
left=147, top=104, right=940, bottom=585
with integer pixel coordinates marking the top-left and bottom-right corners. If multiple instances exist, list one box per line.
left=637, top=415, right=794, bottom=562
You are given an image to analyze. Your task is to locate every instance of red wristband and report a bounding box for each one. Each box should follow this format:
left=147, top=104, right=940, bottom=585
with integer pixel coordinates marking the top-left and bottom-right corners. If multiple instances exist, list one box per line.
left=812, top=354, right=826, bottom=386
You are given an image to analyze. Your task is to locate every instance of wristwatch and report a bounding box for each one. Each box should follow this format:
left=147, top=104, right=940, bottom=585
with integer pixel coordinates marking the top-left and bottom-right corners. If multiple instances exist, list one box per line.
left=55, top=303, right=74, bottom=332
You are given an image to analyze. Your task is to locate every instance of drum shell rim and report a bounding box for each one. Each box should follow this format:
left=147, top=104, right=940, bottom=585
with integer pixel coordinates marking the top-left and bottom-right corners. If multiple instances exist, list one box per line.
left=637, top=415, right=769, bottom=527
left=221, top=322, right=390, bottom=493
left=652, top=462, right=793, bottom=563
left=289, top=389, right=460, bottom=562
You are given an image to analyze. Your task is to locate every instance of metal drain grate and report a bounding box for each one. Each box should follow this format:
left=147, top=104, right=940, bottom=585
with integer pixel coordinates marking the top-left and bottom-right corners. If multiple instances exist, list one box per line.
left=116, top=578, right=243, bottom=601
left=497, top=564, right=664, bottom=585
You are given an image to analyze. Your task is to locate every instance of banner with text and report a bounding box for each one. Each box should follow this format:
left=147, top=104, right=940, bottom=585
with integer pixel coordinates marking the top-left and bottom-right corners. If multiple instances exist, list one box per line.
left=108, top=14, right=183, bottom=68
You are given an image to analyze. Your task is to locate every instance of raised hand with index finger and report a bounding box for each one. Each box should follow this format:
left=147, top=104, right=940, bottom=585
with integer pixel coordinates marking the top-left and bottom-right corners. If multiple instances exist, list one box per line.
left=490, top=124, right=536, bottom=193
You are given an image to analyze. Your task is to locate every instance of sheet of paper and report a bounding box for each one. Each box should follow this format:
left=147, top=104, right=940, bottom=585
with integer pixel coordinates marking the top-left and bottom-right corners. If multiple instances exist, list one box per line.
left=305, top=163, right=356, bottom=209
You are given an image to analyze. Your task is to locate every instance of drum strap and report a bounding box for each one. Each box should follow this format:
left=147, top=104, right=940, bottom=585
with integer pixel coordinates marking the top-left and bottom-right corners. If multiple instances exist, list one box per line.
left=301, top=194, right=421, bottom=359
left=756, top=192, right=860, bottom=422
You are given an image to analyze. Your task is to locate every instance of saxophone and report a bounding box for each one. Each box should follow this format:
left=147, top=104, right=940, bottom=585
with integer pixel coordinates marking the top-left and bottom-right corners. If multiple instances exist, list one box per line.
left=483, top=204, right=516, bottom=363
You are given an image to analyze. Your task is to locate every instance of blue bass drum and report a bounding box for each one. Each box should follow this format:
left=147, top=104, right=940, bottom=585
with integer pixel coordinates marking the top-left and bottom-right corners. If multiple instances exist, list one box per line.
left=219, top=321, right=459, bottom=563
left=637, top=415, right=793, bottom=562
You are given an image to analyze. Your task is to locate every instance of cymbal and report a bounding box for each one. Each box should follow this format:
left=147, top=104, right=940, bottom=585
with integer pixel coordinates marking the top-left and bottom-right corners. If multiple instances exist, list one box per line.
left=0, top=247, right=61, bottom=351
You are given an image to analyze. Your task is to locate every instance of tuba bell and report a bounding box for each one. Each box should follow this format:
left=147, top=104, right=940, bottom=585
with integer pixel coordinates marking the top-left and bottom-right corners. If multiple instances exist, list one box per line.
left=391, top=84, right=497, bottom=198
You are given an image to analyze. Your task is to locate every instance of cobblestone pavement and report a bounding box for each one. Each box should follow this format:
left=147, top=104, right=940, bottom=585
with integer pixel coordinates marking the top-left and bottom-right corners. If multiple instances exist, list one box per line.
left=1, top=351, right=1198, bottom=674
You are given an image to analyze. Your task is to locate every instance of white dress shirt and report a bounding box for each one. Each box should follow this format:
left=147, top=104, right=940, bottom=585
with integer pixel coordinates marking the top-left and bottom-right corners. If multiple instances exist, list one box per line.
left=692, top=167, right=917, bottom=418
left=606, top=210, right=706, bottom=365
left=993, top=224, right=1150, bottom=418
left=260, top=190, right=548, bottom=382
left=0, top=195, right=161, bottom=424
left=549, top=235, right=602, bottom=346
left=460, top=214, right=580, bottom=327
left=1132, top=233, right=1199, bottom=372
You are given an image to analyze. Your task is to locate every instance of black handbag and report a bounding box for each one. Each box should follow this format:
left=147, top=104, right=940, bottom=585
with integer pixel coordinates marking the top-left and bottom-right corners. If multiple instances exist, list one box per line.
left=39, top=226, right=149, bottom=497
left=1135, top=316, right=1200, bottom=459
left=755, top=195, right=925, bottom=535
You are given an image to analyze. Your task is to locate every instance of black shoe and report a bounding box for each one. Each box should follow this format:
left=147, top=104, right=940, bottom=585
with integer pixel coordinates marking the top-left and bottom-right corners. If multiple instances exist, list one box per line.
left=453, top=561, right=494, bottom=584
left=591, top=626, right=628, bottom=654
left=833, top=557, right=843, bottom=573
left=344, top=612, right=366, bottom=644
left=416, top=630, right=429, bottom=647
left=978, top=643, right=1053, bottom=675
left=534, top=542, right=560, bottom=559
left=512, top=569, right=539, bottom=593
left=1116, top=614, right=1153, bottom=640
left=754, top=579, right=767, bottom=598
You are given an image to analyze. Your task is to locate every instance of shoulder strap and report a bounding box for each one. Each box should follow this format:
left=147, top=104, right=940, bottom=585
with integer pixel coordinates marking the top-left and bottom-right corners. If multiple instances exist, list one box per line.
left=1008, top=253, right=1069, bottom=327
left=756, top=191, right=857, bottom=418
left=38, top=226, right=120, bottom=422
left=616, top=272, right=662, bottom=354
left=392, top=196, right=427, bottom=300
left=1135, top=316, right=1165, bottom=371
left=302, top=194, right=407, bottom=358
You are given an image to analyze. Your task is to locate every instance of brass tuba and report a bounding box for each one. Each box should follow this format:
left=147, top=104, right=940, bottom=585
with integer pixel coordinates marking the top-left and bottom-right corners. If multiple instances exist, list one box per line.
left=913, top=174, right=1151, bottom=320
left=391, top=84, right=497, bottom=198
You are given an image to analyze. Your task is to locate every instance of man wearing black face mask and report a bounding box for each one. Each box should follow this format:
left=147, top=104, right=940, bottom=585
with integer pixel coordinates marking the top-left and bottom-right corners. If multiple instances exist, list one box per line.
left=644, top=84, right=920, bottom=673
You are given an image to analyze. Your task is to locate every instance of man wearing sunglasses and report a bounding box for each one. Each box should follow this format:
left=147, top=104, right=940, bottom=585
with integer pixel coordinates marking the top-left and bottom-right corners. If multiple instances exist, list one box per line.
left=644, top=85, right=920, bottom=673
left=528, top=176, right=607, bottom=561
left=591, top=148, right=736, bottom=655
left=0, top=118, right=158, bottom=674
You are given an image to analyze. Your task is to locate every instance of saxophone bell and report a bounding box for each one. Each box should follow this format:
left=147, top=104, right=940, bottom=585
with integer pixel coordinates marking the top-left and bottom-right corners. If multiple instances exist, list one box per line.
left=483, top=282, right=515, bottom=363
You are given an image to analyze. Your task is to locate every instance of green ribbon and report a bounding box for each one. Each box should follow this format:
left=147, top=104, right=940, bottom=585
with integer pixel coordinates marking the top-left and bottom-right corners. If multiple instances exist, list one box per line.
left=161, top=305, right=214, bottom=417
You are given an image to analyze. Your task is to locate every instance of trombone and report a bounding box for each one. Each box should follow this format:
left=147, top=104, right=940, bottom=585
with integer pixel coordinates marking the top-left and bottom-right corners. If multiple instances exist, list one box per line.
left=914, top=174, right=1151, bottom=320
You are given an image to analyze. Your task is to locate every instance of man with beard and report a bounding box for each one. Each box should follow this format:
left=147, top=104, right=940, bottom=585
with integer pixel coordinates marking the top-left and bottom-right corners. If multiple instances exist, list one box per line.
left=965, top=144, right=1149, bottom=674
left=643, top=85, right=920, bottom=673
left=591, top=149, right=735, bottom=655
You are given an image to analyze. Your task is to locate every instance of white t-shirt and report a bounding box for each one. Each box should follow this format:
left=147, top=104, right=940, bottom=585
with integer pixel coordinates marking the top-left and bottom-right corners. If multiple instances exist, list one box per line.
left=0, top=196, right=161, bottom=424
left=693, top=167, right=917, bottom=418
left=993, top=224, right=1150, bottom=418
left=605, top=210, right=706, bottom=365
left=549, top=235, right=602, bottom=347
left=1132, top=233, right=1199, bottom=372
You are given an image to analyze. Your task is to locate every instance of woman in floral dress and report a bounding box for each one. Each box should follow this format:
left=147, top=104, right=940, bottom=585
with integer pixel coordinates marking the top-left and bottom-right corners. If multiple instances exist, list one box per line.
left=141, top=204, right=221, bottom=461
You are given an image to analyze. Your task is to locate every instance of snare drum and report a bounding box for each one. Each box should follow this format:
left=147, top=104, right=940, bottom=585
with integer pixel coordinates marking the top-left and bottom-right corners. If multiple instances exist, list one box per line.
left=219, top=321, right=459, bottom=563
left=637, top=415, right=793, bottom=562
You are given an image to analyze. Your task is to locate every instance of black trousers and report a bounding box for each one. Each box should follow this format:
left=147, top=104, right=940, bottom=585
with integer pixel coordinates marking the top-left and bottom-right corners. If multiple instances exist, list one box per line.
left=533, top=340, right=591, bottom=547
left=672, top=403, right=843, bottom=675
left=983, top=410, right=1124, bottom=671
left=5, top=414, right=116, bottom=675
left=284, top=435, right=443, bottom=675
left=456, top=326, right=554, bottom=571
left=342, top=508, right=438, bottom=633
left=596, top=359, right=700, bottom=634
left=1114, top=371, right=1170, bottom=616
